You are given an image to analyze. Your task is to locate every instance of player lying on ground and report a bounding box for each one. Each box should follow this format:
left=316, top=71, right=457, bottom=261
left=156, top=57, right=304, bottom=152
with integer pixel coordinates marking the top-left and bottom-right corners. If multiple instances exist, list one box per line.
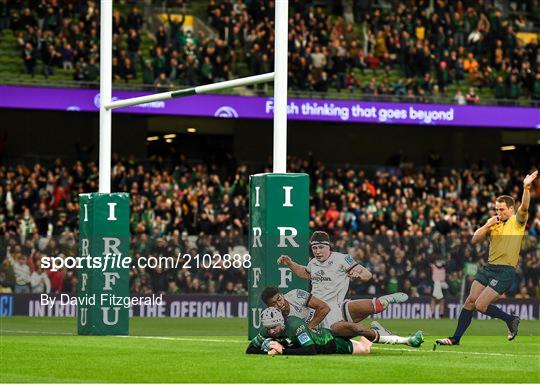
left=246, top=307, right=374, bottom=355
left=436, top=170, right=537, bottom=347
left=261, top=286, right=424, bottom=347
left=278, top=230, right=409, bottom=337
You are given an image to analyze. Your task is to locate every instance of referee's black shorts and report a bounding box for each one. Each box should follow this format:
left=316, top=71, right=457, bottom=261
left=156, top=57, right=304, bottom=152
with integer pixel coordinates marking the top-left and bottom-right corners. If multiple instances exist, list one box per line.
left=475, top=264, right=516, bottom=294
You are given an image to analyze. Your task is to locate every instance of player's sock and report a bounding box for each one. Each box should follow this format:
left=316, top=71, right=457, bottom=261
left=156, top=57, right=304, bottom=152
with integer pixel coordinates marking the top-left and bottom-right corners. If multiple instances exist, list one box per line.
left=372, top=298, right=384, bottom=313
left=485, top=304, right=513, bottom=323
left=370, top=321, right=393, bottom=336
left=377, top=335, right=410, bottom=345
left=371, top=330, right=380, bottom=343
left=452, top=308, right=473, bottom=342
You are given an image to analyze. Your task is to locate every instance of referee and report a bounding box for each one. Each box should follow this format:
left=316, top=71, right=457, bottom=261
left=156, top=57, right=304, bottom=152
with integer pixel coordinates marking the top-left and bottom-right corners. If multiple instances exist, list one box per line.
left=436, top=170, right=537, bottom=346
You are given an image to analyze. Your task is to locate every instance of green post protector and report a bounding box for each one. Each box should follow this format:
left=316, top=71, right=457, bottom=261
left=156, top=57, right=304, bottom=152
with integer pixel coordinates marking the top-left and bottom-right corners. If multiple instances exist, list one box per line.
left=77, top=193, right=130, bottom=335
left=248, top=173, right=309, bottom=339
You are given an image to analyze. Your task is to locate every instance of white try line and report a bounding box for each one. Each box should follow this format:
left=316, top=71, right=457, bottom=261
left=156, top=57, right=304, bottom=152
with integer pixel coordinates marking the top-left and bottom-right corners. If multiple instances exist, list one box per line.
left=372, top=345, right=539, bottom=358
left=1, top=329, right=74, bottom=335
left=119, top=336, right=539, bottom=358
left=0, top=330, right=244, bottom=342
left=3, top=331, right=538, bottom=359
left=0, top=331, right=244, bottom=343
left=116, top=335, right=246, bottom=344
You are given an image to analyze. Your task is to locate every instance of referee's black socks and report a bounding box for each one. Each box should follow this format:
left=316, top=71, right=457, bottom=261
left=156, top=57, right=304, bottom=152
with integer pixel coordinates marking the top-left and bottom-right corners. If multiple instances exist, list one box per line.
left=452, top=308, right=474, bottom=342
left=485, top=304, right=514, bottom=323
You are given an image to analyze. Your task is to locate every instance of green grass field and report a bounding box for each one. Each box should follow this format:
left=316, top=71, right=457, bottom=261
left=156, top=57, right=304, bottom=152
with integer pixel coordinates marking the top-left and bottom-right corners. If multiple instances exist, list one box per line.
left=1, top=317, right=539, bottom=383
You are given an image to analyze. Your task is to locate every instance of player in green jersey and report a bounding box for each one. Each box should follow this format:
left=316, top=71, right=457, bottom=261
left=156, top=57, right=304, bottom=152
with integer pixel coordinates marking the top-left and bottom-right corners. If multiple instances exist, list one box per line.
left=246, top=307, right=424, bottom=355
left=246, top=307, right=371, bottom=355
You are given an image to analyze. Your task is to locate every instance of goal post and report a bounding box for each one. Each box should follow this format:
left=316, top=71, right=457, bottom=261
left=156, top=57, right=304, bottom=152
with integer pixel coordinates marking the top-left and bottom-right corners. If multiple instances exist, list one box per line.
left=76, top=0, right=131, bottom=336
left=88, top=0, right=305, bottom=337
left=247, top=0, right=311, bottom=339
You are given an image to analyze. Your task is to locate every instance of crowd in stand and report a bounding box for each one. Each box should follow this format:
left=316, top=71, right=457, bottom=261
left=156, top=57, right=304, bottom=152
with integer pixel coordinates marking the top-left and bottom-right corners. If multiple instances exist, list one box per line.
left=0, top=154, right=538, bottom=301
left=2, top=0, right=539, bottom=101
left=354, top=1, right=540, bottom=101
left=3, top=0, right=145, bottom=81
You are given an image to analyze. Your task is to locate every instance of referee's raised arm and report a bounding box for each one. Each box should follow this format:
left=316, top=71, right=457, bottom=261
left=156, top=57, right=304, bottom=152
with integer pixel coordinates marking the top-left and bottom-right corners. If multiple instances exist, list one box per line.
left=517, top=170, right=538, bottom=225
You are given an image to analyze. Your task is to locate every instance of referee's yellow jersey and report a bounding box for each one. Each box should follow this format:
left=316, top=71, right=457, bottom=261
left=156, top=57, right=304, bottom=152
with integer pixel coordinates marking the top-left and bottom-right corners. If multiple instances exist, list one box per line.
left=488, top=215, right=526, bottom=268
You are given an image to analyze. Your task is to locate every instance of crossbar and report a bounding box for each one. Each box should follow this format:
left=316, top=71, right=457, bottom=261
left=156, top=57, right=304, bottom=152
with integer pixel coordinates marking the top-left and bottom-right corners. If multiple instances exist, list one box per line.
left=105, top=72, right=275, bottom=110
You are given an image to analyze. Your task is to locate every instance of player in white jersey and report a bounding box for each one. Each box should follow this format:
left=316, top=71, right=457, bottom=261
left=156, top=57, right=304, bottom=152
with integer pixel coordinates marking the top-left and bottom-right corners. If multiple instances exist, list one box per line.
left=278, top=231, right=409, bottom=336
left=260, top=286, right=328, bottom=329
left=260, top=286, right=424, bottom=348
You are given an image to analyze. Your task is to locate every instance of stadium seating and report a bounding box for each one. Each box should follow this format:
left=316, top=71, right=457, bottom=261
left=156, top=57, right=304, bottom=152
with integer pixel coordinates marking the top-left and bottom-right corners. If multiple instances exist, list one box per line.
left=0, top=1, right=538, bottom=104
left=0, top=156, right=538, bottom=299
left=0, top=0, right=538, bottom=299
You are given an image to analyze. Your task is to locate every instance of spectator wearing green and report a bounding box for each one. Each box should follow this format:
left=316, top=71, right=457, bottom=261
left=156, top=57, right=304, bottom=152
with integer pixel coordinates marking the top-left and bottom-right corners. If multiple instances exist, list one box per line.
left=507, top=74, right=521, bottom=102
left=532, top=73, right=540, bottom=101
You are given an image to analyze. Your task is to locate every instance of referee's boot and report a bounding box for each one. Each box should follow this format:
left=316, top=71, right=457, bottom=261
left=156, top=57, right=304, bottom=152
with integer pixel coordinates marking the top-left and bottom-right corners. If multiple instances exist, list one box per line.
left=434, top=337, right=459, bottom=350
left=507, top=316, right=520, bottom=341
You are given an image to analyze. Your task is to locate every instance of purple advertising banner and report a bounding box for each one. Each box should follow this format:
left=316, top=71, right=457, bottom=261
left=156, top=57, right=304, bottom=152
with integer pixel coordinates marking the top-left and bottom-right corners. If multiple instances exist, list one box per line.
left=1, top=294, right=248, bottom=318
left=0, top=85, right=539, bottom=128
left=1, top=294, right=538, bottom=320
